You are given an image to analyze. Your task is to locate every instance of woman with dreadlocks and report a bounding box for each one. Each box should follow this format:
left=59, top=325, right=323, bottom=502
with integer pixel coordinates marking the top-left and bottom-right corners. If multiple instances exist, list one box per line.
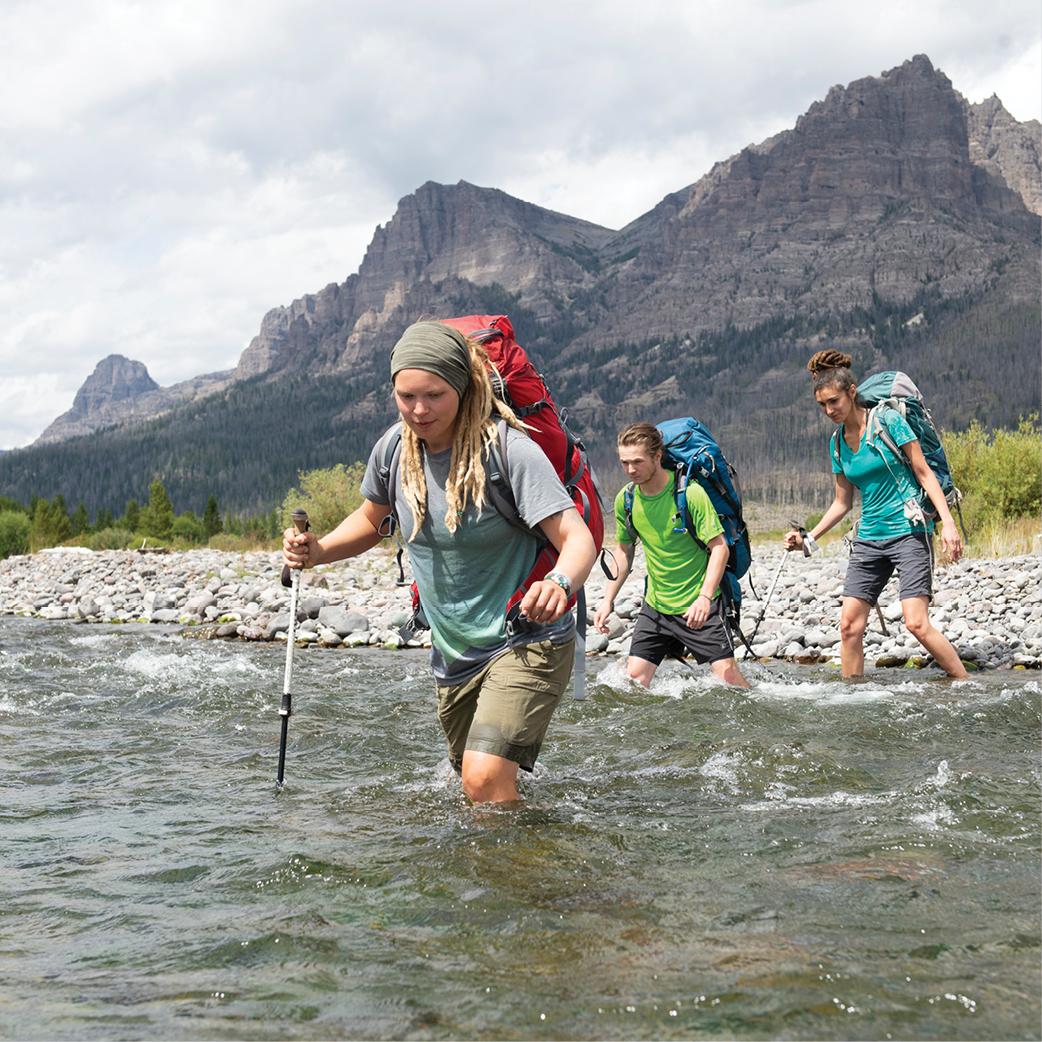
left=783, top=350, right=967, bottom=679
left=283, top=320, right=596, bottom=803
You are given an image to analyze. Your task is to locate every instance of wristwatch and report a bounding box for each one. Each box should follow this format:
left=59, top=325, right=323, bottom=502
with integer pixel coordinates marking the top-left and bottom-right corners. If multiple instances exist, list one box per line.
left=544, top=569, right=572, bottom=596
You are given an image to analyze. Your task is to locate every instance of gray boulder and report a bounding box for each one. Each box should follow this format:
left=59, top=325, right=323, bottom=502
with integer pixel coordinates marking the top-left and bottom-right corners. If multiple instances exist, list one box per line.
left=184, top=591, right=216, bottom=615
left=317, top=605, right=369, bottom=637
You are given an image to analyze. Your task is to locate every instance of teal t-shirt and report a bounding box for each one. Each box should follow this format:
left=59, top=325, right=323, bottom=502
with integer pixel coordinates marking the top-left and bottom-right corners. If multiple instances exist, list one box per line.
left=614, top=473, right=724, bottom=615
left=832, top=410, right=931, bottom=540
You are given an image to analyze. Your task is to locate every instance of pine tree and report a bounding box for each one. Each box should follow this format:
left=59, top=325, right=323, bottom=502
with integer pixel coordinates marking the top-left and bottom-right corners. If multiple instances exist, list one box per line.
left=123, top=499, right=141, bottom=531
left=141, top=480, right=174, bottom=540
left=203, top=495, right=222, bottom=538
left=70, top=502, right=89, bottom=536
left=29, top=496, right=72, bottom=551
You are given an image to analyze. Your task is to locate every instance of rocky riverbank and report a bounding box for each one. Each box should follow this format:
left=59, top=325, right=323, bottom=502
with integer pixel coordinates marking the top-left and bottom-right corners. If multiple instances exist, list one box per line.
left=0, top=545, right=1038, bottom=670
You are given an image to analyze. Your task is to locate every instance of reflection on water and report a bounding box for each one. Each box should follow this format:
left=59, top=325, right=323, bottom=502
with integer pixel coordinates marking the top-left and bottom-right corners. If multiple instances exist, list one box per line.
left=2, top=617, right=1039, bottom=1041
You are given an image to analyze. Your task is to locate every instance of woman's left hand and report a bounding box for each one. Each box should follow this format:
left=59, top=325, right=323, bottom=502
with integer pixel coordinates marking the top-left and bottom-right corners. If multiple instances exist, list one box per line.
left=940, top=521, right=963, bottom=563
left=519, top=580, right=569, bottom=624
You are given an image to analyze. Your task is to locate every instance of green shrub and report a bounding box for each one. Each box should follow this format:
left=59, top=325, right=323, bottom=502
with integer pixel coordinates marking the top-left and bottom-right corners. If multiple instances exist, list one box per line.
left=82, top=527, right=137, bottom=550
left=943, top=417, right=1041, bottom=530
left=172, top=512, right=206, bottom=544
left=281, top=462, right=365, bottom=537
left=0, top=510, right=30, bottom=558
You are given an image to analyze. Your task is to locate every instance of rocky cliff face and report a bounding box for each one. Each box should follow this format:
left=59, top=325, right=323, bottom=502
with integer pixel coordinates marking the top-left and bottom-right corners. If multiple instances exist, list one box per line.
left=966, top=94, right=1042, bottom=216
left=36, top=356, right=232, bottom=445
left=233, top=180, right=615, bottom=380
left=581, top=55, right=1038, bottom=352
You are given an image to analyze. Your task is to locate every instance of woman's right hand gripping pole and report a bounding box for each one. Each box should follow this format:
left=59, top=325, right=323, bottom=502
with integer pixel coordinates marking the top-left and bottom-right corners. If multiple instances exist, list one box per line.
left=283, top=527, right=322, bottom=572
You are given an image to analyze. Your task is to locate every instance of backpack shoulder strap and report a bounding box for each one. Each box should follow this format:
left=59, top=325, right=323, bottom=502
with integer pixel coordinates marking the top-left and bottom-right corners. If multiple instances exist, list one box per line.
left=680, top=480, right=710, bottom=556
left=374, top=423, right=404, bottom=530
left=622, top=482, right=638, bottom=543
left=868, top=403, right=912, bottom=468
left=672, top=469, right=689, bottom=534
left=373, top=422, right=407, bottom=584
left=484, top=419, right=533, bottom=536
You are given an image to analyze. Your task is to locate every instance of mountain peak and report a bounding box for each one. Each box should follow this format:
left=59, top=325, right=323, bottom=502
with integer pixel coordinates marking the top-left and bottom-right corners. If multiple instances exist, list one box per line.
left=70, top=355, right=159, bottom=417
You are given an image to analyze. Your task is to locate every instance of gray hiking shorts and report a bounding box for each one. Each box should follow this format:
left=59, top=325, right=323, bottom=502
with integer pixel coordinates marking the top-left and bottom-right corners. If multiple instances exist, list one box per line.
left=843, top=533, right=933, bottom=606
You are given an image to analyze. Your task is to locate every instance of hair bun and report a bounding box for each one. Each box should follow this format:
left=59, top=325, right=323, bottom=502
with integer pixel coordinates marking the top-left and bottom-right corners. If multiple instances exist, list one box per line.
left=807, top=349, right=852, bottom=375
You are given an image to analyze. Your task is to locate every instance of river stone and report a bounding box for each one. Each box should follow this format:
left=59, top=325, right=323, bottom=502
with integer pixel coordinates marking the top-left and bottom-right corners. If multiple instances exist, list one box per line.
left=216, top=622, right=240, bottom=638
left=184, top=592, right=216, bottom=615
left=300, top=595, right=327, bottom=619
left=587, top=633, right=609, bottom=654
left=317, top=606, right=369, bottom=637
left=151, top=609, right=181, bottom=623
left=265, top=613, right=290, bottom=639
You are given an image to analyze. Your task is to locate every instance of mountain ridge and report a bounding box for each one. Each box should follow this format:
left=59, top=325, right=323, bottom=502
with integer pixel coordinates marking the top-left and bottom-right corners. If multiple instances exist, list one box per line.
left=9, top=54, right=1040, bottom=514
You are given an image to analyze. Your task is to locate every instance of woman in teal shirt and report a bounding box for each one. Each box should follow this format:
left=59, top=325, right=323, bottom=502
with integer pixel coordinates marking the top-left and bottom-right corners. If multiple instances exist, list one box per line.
left=784, top=350, right=967, bottom=679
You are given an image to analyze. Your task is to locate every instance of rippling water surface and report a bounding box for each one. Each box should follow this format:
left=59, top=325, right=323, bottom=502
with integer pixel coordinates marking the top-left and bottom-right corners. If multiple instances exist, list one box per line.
left=2, top=617, right=1040, bottom=1041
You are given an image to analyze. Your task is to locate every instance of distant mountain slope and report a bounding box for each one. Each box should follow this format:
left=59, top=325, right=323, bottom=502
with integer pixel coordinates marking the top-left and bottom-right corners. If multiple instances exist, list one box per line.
left=36, top=355, right=233, bottom=446
left=4, top=55, right=1039, bottom=515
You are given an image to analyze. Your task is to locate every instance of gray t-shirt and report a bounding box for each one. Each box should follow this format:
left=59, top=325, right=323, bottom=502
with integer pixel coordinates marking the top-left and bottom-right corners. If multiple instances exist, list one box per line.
left=361, top=425, right=576, bottom=684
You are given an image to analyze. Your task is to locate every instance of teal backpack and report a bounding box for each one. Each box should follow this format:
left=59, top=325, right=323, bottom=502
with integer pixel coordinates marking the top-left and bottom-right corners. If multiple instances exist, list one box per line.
left=831, top=371, right=964, bottom=527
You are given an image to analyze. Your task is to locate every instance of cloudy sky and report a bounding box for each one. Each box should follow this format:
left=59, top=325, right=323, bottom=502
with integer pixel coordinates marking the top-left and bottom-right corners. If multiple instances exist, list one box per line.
left=2, top=0, right=1039, bottom=448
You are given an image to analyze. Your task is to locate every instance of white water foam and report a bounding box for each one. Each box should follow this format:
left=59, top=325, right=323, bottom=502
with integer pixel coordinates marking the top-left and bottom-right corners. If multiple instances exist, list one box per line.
left=748, top=677, right=923, bottom=705
left=697, top=750, right=743, bottom=792
left=70, top=633, right=121, bottom=648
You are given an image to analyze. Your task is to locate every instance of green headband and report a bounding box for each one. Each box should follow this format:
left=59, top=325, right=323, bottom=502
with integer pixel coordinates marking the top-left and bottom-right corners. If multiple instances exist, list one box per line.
left=390, top=321, right=471, bottom=399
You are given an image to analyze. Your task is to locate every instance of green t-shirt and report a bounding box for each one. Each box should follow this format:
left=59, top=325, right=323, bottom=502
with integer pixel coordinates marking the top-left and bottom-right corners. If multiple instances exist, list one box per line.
left=831, top=409, right=931, bottom=540
left=614, top=473, right=724, bottom=615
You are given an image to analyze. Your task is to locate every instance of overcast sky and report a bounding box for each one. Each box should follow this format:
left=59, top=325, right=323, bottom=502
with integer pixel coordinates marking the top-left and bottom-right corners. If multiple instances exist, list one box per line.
left=1, top=0, right=1039, bottom=448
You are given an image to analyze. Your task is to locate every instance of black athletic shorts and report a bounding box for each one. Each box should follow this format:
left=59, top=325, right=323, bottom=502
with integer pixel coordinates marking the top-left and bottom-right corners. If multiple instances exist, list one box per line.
left=842, top=533, right=933, bottom=606
left=629, top=598, right=736, bottom=666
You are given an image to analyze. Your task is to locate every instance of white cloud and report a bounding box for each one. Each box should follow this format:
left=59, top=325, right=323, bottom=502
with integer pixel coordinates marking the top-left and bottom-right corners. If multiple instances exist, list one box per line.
left=0, top=0, right=1039, bottom=448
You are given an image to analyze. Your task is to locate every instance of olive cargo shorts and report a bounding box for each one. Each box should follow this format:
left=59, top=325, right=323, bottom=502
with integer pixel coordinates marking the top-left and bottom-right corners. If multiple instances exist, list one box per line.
left=436, top=638, right=574, bottom=773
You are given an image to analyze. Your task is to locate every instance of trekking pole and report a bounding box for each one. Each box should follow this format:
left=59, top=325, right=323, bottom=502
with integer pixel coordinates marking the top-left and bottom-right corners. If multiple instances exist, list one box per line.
left=276, top=508, right=310, bottom=789
left=745, top=550, right=790, bottom=650
left=745, top=519, right=814, bottom=651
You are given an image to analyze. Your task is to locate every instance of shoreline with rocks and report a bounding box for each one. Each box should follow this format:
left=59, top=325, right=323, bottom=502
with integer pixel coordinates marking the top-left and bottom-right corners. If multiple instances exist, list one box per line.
left=0, top=545, right=1039, bottom=671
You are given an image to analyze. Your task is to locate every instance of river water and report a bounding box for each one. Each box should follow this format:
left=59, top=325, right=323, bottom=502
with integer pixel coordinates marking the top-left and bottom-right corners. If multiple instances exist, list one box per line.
left=2, top=617, right=1039, bottom=1041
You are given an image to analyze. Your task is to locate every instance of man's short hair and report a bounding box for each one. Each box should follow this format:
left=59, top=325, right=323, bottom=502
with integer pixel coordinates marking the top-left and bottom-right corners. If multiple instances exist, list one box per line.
left=617, top=422, right=663, bottom=457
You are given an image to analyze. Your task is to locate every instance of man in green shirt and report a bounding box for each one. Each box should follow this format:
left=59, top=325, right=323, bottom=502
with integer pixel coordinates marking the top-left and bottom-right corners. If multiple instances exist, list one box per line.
left=594, top=422, right=750, bottom=689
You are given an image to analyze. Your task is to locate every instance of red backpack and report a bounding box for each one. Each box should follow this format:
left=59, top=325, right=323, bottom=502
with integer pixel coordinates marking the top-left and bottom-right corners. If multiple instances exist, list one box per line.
left=439, top=314, right=605, bottom=551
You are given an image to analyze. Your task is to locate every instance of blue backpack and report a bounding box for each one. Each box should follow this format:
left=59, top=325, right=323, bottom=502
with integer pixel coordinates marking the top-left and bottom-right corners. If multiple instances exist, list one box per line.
left=623, top=417, right=752, bottom=614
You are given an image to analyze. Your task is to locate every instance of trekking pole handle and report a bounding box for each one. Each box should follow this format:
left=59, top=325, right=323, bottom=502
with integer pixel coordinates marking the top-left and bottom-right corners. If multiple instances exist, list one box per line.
left=281, top=509, right=311, bottom=588
left=789, top=519, right=817, bottom=558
